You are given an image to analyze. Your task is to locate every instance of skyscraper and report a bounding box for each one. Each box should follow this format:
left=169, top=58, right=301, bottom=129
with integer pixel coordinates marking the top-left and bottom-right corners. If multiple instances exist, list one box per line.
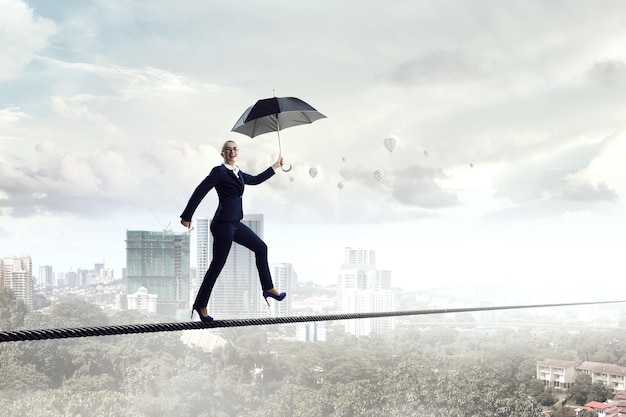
left=1, top=256, right=33, bottom=310
left=38, top=265, right=54, bottom=288
left=194, top=217, right=209, bottom=300
left=198, top=214, right=269, bottom=319
left=125, top=230, right=190, bottom=319
left=337, top=247, right=395, bottom=336
left=270, top=262, right=296, bottom=316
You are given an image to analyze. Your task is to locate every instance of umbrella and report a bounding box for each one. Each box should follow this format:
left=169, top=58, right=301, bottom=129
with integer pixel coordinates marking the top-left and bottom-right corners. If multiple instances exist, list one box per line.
left=231, top=96, right=326, bottom=171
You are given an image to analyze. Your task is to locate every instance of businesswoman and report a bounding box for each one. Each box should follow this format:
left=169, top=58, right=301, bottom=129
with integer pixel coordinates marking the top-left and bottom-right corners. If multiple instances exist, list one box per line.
left=180, top=140, right=286, bottom=322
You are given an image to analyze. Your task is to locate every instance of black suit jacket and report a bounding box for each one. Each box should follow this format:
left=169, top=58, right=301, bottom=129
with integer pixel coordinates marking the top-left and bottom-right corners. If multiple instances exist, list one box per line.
left=180, top=164, right=275, bottom=222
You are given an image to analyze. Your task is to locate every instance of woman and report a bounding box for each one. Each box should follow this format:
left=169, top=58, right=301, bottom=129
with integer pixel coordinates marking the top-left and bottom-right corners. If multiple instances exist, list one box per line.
left=180, top=140, right=286, bottom=322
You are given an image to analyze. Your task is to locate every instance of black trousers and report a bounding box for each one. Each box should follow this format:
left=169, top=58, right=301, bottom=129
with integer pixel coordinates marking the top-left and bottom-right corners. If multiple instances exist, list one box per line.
left=194, top=220, right=274, bottom=308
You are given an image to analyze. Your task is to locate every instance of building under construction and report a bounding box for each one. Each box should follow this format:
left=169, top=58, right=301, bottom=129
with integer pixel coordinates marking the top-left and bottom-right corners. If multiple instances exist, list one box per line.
left=125, top=230, right=190, bottom=320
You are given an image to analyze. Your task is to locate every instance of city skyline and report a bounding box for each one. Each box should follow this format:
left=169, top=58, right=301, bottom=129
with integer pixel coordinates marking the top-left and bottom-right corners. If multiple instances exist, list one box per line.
left=2, top=1, right=626, bottom=298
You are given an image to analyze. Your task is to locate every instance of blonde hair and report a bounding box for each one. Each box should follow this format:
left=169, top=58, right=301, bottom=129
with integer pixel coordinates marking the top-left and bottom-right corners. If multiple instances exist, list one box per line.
left=221, top=140, right=237, bottom=151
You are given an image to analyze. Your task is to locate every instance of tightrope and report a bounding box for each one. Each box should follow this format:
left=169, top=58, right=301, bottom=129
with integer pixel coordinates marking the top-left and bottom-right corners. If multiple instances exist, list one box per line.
left=1, top=300, right=623, bottom=343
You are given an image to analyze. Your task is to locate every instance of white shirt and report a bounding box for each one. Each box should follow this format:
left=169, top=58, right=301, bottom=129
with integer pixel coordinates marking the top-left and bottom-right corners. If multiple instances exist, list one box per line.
left=223, top=163, right=240, bottom=178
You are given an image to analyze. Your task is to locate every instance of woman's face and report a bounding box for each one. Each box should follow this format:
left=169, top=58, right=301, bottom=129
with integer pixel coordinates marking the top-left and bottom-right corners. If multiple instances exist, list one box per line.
left=221, top=141, right=239, bottom=165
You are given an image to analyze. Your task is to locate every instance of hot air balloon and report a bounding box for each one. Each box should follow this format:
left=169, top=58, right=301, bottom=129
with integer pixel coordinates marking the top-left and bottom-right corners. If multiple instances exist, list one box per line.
left=309, top=166, right=318, bottom=178
left=383, top=134, right=398, bottom=154
left=289, top=176, right=295, bottom=182
left=424, top=150, right=429, bottom=157
left=337, top=182, right=344, bottom=190
left=373, top=170, right=384, bottom=181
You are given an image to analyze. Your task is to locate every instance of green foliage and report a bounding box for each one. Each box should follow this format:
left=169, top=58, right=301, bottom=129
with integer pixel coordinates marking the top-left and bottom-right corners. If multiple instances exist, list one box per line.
left=6, top=303, right=626, bottom=416
left=0, top=345, right=51, bottom=391
left=32, top=293, right=51, bottom=310
left=0, top=287, right=27, bottom=330
left=548, top=408, right=577, bottom=417
left=5, top=389, right=139, bottom=417
left=50, top=300, right=110, bottom=327
left=587, top=381, right=613, bottom=403
left=568, top=373, right=592, bottom=405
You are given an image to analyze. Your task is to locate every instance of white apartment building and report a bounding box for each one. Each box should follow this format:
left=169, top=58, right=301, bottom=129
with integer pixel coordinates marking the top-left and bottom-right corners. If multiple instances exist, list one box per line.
left=537, top=359, right=626, bottom=391
left=536, top=359, right=578, bottom=389
left=127, top=286, right=158, bottom=313
left=1, top=255, right=34, bottom=310
left=342, top=288, right=395, bottom=336
left=578, top=361, right=626, bottom=391
left=338, top=247, right=394, bottom=336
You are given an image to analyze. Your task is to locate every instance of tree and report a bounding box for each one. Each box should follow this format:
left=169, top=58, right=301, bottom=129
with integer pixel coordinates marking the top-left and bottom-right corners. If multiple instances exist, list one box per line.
left=526, top=378, right=557, bottom=406
left=7, top=389, right=139, bottom=417
left=569, top=373, right=592, bottom=405
left=32, top=293, right=51, bottom=310
left=0, top=288, right=27, bottom=330
left=50, top=300, right=109, bottom=327
left=550, top=408, right=577, bottom=417
left=0, top=346, right=50, bottom=392
left=587, top=381, right=612, bottom=403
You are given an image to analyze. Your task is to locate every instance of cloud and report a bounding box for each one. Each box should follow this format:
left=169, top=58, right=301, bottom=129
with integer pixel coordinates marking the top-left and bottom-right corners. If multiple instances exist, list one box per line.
left=391, top=165, right=459, bottom=209
left=0, top=140, right=143, bottom=217
left=383, top=49, right=491, bottom=87
left=585, top=59, right=626, bottom=87
left=488, top=135, right=601, bottom=206
left=0, top=0, right=56, bottom=81
left=559, top=181, right=618, bottom=202
left=0, top=106, right=30, bottom=123
left=39, top=57, right=224, bottom=99
left=50, top=95, right=122, bottom=137
left=564, top=130, right=626, bottom=201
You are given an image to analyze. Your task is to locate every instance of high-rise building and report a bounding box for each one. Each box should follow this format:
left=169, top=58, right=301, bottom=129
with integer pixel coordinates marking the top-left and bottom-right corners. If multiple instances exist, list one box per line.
left=337, top=247, right=395, bottom=336
left=38, top=265, right=54, bottom=288
left=200, top=214, right=269, bottom=319
left=270, top=262, right=296, bottom=316
left=194, top=217, right=209, bottom=299
left=1, top=256, right=34, bottom=310
left=125, top=230, right=190, bottom=319
left=66, top=270, right=78, bottom=287
left=344, top=247, right=376, bottom=266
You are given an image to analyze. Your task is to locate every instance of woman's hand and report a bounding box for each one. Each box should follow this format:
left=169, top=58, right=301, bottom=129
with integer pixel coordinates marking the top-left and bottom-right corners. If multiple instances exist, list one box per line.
left=181, top=219, right=192, bottom=229
left=272, top=155, right=284, bottom=171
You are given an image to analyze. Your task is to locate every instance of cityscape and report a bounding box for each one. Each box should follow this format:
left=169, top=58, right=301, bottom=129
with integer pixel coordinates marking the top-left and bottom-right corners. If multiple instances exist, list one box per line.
left=1, top=213, right=396, bottom=339
left=2, top=211, right=625, bottom=343
left=0, top=214, right=626, bottom=417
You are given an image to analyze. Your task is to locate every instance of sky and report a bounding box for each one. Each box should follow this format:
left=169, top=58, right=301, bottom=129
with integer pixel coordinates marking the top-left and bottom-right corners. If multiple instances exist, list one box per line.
left=1, top=0, right=625, bottom=297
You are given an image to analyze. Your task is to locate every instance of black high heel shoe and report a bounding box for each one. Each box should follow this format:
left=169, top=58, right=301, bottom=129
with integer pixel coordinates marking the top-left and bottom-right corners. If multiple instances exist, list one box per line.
left=192, top=305, right=214, bottom=323
left=262, top=291, right=286, bottom=307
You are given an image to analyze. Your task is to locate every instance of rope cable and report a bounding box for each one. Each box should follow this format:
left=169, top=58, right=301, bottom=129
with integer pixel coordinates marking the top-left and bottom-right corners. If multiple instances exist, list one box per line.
left=1, top=299, right=624, bottom=343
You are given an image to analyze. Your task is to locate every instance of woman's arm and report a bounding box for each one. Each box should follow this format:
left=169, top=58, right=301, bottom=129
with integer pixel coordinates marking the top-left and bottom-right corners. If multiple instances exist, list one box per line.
left=180, top=166, right=221, bottom=222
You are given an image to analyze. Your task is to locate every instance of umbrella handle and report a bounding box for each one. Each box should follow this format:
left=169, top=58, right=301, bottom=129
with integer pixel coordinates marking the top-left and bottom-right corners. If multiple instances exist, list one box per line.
left=275, top=119, right=292, bottom=172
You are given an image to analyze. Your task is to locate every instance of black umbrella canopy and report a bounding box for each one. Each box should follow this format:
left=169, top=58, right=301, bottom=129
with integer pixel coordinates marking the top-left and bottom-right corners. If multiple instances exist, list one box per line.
left=232, top=96, right=326, bottom=138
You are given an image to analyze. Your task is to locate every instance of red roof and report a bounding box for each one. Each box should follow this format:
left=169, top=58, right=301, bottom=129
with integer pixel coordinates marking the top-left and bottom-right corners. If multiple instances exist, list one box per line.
left=584, top=401, right=608, bottom=410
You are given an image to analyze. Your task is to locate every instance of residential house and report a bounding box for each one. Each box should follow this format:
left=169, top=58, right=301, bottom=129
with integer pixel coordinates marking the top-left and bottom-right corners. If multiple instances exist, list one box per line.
left=537, top=359, right=578, bottom=389
left=577, top=362, right=626, bottom=391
